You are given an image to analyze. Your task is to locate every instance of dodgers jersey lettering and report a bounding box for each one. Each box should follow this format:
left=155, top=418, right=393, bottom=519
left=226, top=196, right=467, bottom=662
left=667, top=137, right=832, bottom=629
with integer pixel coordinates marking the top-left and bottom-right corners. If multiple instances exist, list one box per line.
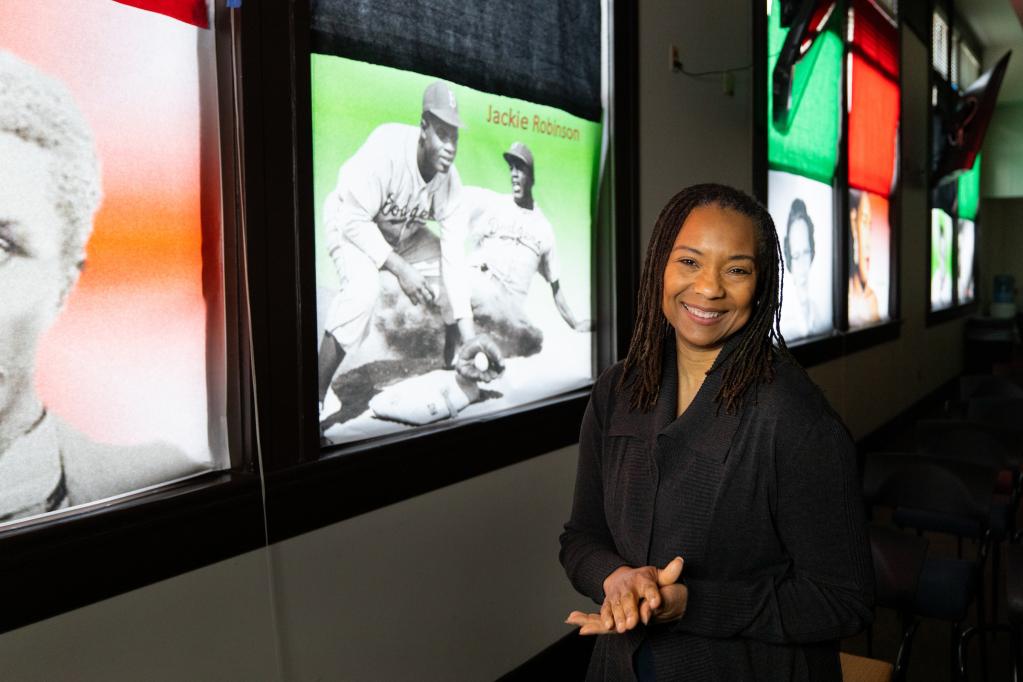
left=466, top=190, right=560, bottom=301
left=324, top=123, right=471, bottom=320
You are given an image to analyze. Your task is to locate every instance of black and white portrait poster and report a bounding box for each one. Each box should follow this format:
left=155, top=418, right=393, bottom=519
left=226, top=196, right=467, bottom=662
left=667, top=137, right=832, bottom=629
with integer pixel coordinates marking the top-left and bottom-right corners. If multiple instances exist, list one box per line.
left=312, top=57, right=600, bottom=446
left=768, top=171, right=835, bottom=343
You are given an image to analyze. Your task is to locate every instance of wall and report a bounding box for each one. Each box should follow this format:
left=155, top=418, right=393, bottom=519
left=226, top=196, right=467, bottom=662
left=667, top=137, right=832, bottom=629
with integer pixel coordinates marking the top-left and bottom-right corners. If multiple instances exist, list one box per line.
left=978, top=197, right=1023, bottom=308
left=984, top=103, right=1023, bottom=198
left=637, top=0, right=754, bottom=248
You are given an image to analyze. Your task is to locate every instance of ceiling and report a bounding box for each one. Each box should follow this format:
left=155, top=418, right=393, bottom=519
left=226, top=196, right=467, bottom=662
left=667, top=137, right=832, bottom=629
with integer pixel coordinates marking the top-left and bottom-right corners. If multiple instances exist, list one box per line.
left=956, top=0, right=1023, bottom=101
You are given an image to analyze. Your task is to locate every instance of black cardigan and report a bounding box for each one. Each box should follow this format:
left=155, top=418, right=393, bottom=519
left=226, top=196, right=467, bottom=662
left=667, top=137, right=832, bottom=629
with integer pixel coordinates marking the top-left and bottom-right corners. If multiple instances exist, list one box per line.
left=559, top=336, right=874, bottom=681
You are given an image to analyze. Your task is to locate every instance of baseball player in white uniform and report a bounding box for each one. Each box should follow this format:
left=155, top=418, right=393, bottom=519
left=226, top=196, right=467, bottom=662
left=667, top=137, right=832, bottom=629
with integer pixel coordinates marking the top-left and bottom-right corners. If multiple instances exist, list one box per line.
left=465, top=142, right=591, bottom=357
left=318, top=82, right=476, bottom=425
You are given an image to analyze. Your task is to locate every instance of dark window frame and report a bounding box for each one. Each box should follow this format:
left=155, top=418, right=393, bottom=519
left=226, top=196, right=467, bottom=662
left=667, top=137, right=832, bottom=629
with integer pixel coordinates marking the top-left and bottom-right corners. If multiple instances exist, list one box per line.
left=0, top=2, right=265, bottom=635
left=264, top=0, right=639, bottom=544
left=754, top=0, right=904, bottom=369
left=924, top=3, right=982, bottom=327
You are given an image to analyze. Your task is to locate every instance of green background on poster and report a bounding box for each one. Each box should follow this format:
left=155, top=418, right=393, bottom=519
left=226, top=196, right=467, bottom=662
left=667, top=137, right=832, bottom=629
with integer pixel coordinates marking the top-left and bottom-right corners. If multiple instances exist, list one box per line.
left=310, top=54, right=602, bottom=304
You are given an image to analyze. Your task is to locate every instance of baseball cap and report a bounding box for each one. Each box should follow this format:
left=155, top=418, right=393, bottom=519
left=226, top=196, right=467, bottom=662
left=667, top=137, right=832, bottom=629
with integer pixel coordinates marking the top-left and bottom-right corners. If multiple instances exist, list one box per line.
left=422, top=81, right=464, bottom=129
left=502, top=141, right=534, bottom=170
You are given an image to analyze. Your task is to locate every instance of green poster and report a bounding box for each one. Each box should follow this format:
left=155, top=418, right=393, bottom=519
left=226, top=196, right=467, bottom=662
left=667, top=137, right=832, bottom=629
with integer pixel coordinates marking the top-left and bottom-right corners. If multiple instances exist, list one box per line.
left=311, top=55, right=602, bottom=446
left=767, top=3, right=843, bottom=183
left=957, top=154, right=981, bottom=221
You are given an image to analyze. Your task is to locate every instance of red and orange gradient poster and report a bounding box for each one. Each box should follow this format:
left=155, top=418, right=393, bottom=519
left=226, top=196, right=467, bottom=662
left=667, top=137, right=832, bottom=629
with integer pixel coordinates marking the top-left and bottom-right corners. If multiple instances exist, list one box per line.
left=0, top=1, right=222, bottom=462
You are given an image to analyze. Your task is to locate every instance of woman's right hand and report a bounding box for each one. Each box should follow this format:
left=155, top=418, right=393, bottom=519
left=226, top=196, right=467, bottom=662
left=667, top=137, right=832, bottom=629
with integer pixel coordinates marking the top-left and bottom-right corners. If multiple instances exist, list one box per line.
left=599, top=557, right=685, bottom=633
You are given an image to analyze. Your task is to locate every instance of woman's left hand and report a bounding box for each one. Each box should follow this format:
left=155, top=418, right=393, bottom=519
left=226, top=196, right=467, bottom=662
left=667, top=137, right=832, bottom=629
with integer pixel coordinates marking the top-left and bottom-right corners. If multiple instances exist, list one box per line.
left=566, top=557, right=687, bottom=635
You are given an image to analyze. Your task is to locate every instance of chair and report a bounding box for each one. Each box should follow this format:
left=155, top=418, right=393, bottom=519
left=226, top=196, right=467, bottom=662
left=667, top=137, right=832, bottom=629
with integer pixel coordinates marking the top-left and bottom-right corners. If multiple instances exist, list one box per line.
left=863, top=452, right=996, bottom=681
left=915, top=418, right=1023, bottom=624
left=960, top=375, right=1023, bottom=402
left=1008, top=538, right=1023, bottom=682
left=967, top=397, right=1023, bottom=432
left=959, top=530, right=1023, bottom=681
left=868, top=525, right=928, bottom=681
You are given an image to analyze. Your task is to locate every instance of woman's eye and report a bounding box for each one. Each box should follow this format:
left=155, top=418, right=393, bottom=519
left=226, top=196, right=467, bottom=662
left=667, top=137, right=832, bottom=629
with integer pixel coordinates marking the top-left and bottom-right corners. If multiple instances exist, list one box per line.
left=679, top=258, right=697, bottom=267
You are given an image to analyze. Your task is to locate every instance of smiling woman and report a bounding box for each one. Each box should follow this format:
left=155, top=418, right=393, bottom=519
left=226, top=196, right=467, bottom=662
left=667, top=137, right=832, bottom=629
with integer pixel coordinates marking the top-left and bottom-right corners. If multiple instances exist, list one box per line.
left=560, top=184, right=873, bottom=681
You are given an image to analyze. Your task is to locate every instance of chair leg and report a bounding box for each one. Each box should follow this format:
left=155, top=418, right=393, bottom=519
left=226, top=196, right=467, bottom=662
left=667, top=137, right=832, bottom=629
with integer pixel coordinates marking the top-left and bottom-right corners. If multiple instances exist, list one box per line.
left=1013, top=623, right=1022, bottom=682
left=952, top=622, right=963, bottom=682
left=991, top=541, right=1001, bottom=627
left=893, top=616, right=917, bottom=682
left=866, top=622, right=873, bottom=658
left=976, top=575, right=990, bottom=681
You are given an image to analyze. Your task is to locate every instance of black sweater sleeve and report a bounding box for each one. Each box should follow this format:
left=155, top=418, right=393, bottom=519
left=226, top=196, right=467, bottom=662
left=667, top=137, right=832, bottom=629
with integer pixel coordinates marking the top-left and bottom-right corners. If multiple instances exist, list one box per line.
left=676, top=411, right=875, bottom=643
left=559, top=376, right=629, bottom=605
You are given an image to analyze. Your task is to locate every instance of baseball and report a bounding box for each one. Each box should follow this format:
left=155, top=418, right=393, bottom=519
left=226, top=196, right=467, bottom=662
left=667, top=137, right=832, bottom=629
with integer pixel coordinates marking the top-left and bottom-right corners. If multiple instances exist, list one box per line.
left=473, top=351, right=489, bottom=372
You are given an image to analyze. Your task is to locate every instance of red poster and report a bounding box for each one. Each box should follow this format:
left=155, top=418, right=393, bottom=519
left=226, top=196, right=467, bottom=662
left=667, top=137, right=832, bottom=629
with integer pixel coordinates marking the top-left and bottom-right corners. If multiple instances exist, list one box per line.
left=112, top=0, right=208, bottom=28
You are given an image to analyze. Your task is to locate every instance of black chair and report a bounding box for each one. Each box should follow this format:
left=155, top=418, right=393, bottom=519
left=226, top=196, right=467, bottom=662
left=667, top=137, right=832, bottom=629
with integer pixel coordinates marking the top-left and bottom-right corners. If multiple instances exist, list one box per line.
left=1008, top=537, right=1023, bottom=682
left=967, top=397, right=1023, bottom=432
left=868, top=525, right=928, bottom=682
left=959, top=530, right=1023, bottom=681
left=916, top=418, right=1023, bottom=625
left=863, top=451, right=996, bottom=681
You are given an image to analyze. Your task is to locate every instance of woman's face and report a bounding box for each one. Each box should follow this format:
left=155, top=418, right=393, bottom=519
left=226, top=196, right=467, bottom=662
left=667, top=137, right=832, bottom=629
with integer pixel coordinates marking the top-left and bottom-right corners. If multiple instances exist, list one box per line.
left=661, top=204, right=758, bottom=353
left=787, top=218, right=813, bottom=287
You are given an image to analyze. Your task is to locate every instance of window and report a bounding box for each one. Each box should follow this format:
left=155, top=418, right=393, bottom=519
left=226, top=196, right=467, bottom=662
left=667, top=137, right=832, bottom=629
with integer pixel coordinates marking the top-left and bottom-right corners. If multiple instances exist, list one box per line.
left=932, top=11, right=949, bottom=79
left=308, top=0, right=607, bottom=452
left=0, top=0, right=230, bottom=528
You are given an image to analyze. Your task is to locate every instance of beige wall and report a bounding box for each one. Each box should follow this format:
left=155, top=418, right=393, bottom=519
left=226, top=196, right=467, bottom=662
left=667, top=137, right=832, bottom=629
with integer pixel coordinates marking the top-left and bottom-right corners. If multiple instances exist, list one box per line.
left=984, top=103, right=1023, bottom=198
left=978, top=197, right=1023, bottom=309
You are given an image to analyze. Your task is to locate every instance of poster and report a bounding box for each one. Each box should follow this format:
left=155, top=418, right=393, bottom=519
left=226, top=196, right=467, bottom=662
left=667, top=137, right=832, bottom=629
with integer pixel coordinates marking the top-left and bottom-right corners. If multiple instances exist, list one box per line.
left=931, top=209, right=954, bottom=310
left=847, top=189, right=891, bottom=328
left=957, top=219, right=976, bottom=304
left=0, top=2, right=224, bottom=524
left=768, top=171, right=834, bottom=342
left=313, top=56, right=600, bottom=446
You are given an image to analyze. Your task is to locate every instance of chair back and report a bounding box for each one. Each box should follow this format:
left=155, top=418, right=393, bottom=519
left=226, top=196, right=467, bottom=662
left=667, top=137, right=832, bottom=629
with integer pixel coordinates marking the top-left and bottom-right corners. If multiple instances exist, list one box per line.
left=870, top=525, right=928, bottom=612
left=863, top=452, right=993, bottom=539
left=915, top=418, right=1022, bottom=469
left=959, top=375, right=1023, bottom=402
left=967, top=397, right=1023, bottom=432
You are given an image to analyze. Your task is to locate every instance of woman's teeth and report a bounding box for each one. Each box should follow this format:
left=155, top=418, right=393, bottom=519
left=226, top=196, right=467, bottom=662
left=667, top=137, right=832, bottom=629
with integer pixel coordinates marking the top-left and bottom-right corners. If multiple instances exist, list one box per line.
left=684, top=303, right=722, bottom=319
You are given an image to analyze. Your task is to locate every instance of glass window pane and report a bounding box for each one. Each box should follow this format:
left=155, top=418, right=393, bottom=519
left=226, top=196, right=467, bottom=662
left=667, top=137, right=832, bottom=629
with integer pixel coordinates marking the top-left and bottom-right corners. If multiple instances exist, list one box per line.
left=0, top=1, right=227, bottom=525
left=767, top=2, right=843, bottom=183
left=932, top=12, right=949, bottom=79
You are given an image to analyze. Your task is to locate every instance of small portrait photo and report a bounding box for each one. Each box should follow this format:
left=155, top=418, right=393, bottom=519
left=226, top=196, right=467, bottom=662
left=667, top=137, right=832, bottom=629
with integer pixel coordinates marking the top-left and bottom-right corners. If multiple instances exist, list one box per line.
left=930, top=209, right=954, bottom=310
left=847, top=189, right=891, bottom=329
left=768, top=171, right=834, bottom=343
left=956, top=218, right=976, bottom=304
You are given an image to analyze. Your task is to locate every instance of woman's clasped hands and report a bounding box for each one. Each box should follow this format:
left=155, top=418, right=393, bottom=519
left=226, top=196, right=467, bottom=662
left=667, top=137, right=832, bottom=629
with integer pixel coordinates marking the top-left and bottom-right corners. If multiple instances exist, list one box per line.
left=565, top=556, right=687, bottom=635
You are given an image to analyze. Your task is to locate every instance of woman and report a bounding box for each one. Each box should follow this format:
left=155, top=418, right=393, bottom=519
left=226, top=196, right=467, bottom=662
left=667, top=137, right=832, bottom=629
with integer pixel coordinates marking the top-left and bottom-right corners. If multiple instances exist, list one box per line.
left=560, top=184, right=873, bottom=680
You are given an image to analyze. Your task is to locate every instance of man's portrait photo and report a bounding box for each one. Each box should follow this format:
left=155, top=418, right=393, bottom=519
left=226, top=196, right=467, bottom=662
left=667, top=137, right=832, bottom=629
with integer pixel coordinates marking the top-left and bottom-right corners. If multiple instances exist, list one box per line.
left=0, top=2, right=225, bottom=524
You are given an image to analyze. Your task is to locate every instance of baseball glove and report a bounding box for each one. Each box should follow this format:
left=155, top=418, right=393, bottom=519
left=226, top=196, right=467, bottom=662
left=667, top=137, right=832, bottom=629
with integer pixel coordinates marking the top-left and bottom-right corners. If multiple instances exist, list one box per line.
left=454, top=333, right=506, bottom=383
